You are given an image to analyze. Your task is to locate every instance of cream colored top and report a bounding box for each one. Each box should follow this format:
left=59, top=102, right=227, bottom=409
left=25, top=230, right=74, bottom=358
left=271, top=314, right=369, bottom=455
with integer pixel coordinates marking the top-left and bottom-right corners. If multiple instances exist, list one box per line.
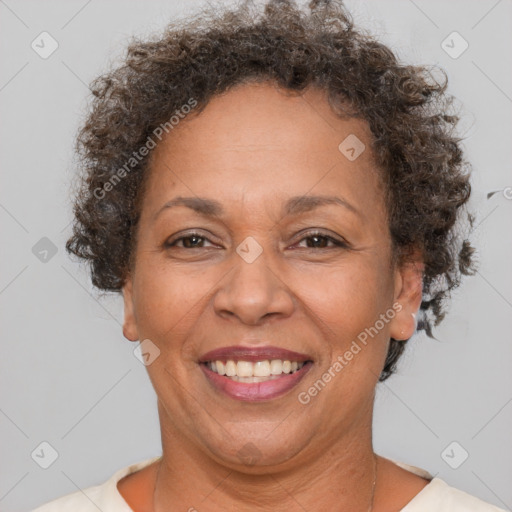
left=32, top=457, right=506, bottom=511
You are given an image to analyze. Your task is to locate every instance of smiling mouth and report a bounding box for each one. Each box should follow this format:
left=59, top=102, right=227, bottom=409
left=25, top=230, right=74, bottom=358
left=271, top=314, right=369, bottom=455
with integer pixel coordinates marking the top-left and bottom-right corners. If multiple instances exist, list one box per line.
left=198, top=345, right=314, bottom=401
left=202, top=359, right=307, bottom=383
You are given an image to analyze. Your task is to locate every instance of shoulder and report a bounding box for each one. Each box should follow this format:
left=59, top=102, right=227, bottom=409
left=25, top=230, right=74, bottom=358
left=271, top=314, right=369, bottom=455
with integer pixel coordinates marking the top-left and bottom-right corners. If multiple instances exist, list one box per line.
left=30, top=457, right=161, bottom=512
left=383, top=457, right=506, bottom=512
left=31, top=485, right=106, bottom=512
left=402, top=477, right=507, bottom=511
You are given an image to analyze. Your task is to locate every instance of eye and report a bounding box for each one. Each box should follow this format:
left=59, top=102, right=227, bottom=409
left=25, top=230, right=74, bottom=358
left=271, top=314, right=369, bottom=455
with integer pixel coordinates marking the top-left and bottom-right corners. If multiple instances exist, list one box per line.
left=165, top=232, right=216, bottom=249
left=293, top=231, right=348, bottom=250
left=164, top=230, right=347, bottom=251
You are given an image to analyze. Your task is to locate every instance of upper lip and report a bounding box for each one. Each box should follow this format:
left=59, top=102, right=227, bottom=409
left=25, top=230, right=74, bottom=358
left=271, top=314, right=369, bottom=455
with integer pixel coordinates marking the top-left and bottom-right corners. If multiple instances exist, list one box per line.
left=199, top=345, right=313, bottom=363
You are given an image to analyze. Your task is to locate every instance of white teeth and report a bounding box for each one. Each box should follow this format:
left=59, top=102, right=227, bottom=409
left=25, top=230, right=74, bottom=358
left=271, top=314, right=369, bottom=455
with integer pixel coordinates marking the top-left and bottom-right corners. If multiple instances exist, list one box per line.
left=207, top=359, right=305, bottom=379
left=270, top=359, right=283, bottom=375
left=216, top=361, right=226, bottom=376
left=253, top=360, right=271, bottom=377
left=236, top=361, right=253, bottom=377
left=225, top=360, right=237, bottom=377
left=229, top=375, right=282, bottom=383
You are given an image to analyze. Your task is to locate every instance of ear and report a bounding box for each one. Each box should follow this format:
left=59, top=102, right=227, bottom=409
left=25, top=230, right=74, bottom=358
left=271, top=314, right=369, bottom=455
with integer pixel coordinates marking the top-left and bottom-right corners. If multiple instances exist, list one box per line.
left=389, top=252, right=424, bottom=341
left=122, top=276, right=139, bottom=342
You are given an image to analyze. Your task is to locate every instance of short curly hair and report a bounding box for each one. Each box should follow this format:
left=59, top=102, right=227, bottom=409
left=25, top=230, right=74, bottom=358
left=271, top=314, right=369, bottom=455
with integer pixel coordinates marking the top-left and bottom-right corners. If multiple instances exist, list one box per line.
left=66, top=0, right=476, bottom=381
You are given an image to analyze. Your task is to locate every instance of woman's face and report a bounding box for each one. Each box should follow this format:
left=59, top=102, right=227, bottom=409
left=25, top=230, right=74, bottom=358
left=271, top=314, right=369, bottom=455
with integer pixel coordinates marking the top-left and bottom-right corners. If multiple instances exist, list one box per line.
left=123, top=82, right=421, bottom=470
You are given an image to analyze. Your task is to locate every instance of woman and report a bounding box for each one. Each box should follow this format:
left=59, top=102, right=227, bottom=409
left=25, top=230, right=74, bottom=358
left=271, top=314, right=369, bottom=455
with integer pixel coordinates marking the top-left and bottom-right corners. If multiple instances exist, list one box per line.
left=33, top=0, right=505, bottom=510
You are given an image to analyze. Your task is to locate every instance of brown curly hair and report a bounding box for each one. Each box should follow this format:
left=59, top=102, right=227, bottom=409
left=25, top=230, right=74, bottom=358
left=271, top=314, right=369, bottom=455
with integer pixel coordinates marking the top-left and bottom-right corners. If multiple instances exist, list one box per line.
left=66, top=0, right=476, bottom=381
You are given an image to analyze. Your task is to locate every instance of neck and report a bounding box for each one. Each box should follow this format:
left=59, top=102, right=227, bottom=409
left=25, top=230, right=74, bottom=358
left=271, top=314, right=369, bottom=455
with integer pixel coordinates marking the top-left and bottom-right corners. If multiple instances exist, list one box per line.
left=153, top=403, right=378, bottom=512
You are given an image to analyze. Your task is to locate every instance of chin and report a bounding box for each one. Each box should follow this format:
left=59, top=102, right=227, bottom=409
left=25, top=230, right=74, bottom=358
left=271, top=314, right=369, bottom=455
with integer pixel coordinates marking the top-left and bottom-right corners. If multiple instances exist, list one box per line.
left=199, top=424, right=314, bottom=472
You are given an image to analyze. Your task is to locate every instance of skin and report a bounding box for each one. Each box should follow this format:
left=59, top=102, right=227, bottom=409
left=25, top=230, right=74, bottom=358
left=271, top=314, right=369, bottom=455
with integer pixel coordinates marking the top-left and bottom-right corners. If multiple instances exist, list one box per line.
left=119, top=82, right=428, bottom=511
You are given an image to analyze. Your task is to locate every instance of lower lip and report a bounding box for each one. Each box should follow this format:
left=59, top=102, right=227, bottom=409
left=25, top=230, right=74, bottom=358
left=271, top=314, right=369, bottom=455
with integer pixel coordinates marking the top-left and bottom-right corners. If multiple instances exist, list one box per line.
left=200, top=362, right=313, bottom=402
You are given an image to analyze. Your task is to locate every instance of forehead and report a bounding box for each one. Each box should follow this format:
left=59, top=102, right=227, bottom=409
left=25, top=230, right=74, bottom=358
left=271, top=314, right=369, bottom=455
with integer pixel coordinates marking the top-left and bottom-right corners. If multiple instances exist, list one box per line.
left=156, top=82, right=373, bottom=154
left=143, top=82, right=383, bottom=218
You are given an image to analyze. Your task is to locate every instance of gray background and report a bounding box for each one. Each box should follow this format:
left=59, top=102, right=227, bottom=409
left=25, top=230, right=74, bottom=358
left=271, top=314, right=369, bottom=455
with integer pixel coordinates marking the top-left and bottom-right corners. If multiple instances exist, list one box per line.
left=1, top=0, right=511, bottom=510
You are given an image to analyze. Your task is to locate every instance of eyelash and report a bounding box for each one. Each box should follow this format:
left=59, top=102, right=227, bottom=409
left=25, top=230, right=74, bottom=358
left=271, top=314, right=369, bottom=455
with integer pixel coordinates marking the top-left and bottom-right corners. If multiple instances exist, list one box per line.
left=293, top=231, right=348, bottom=250
left=165, top=231, right=348, bottom=250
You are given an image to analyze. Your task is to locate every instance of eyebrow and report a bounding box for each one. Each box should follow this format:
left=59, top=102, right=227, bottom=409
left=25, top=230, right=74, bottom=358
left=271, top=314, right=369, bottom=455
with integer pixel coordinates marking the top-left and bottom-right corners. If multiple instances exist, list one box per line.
left=284, top=195, right=358, bottom=216
left=153, top=194, right=359, bottom=221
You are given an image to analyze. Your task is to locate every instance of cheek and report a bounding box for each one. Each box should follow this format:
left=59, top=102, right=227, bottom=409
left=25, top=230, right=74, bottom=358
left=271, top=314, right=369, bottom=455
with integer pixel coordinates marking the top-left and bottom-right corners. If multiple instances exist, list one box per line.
left=295, top=257, right=393, bottom=340
left=132, top=256, right=217, bottom=344
left=290, top=260, right=391, bottom=421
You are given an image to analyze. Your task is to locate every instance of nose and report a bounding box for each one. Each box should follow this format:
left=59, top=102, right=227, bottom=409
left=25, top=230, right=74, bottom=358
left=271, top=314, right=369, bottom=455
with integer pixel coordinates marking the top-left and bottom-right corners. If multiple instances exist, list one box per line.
left=213, top=248, right=295, bottom=325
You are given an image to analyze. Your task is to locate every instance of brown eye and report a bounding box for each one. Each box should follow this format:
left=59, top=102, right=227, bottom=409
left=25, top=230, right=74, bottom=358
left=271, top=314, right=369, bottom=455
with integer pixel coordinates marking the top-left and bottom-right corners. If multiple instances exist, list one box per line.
left=295, top=231, right=347, bottom=249
left=180, top=235, right=206, bottom=248
left=304, top=235, right=330, bottom=248
left=165, top=233, right=213, bottom=249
